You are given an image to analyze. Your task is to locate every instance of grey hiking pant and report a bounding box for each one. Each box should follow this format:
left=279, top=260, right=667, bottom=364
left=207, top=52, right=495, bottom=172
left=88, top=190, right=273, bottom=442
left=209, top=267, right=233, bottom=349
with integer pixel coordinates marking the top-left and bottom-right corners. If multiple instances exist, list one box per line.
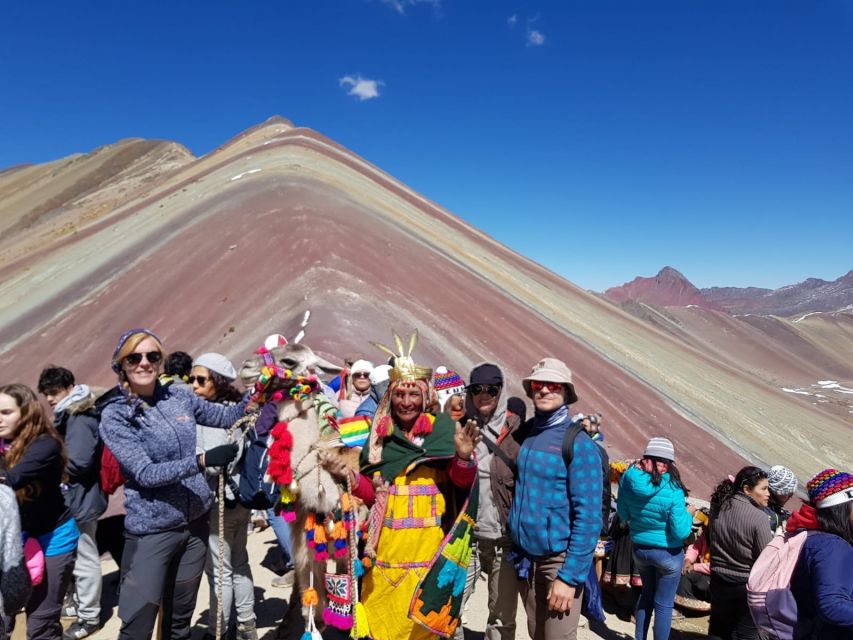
left=206, top=502, right=255, bottom=630
left=478, top=536, right=519, bottom=640
left=73, top=520, right=102, bottom=623
left=117, top=515, right=209, bottom=640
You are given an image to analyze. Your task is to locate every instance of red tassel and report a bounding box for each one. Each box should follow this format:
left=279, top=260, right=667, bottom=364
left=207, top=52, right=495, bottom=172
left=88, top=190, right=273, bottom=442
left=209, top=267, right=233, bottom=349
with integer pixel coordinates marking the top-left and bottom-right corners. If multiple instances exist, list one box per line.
left=376, top=416, right=393, bottom=438
left=412, top=414, right=433, bottom=436
left=271, top=421, right=289, bottom=439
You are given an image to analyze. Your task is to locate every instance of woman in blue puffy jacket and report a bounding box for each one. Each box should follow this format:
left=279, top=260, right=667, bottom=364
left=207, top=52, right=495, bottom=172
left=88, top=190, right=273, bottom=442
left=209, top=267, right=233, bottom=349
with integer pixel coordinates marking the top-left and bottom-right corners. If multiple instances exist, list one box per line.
left=617, top=437, right=693, bottom=640
left=787, top=468, right=853, bottom=639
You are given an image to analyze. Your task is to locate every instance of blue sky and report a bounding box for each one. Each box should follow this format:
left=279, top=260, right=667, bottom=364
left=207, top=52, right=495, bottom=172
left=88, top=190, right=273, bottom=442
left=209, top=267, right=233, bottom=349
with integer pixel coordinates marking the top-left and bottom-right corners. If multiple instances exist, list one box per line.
left=2, top=0, right=851, bottom=290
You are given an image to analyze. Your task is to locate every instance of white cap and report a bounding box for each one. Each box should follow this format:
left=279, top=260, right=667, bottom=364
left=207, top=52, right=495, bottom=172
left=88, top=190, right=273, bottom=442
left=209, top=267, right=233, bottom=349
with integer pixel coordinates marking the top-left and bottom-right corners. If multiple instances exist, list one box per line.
left=194, top=353, right=237, bottom=380
left=351, top=360, right=374, bottom=375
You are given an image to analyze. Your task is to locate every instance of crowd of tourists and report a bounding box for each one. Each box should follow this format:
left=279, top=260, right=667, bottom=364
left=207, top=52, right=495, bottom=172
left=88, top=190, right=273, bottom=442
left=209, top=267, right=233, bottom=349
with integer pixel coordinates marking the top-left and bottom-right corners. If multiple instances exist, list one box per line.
left=0, top=327, right=851, bottom=640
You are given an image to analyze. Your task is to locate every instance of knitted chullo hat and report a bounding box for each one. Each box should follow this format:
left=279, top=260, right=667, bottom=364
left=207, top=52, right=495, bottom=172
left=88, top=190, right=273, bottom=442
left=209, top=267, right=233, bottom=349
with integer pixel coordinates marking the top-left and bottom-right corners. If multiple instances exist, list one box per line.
left=807, top=468, right=853, bottom=509
left=643, top=437, right=675, bottom=462
left=433, top=366, right=465, bottom=411
left=767, top=465, right=798, bottom=495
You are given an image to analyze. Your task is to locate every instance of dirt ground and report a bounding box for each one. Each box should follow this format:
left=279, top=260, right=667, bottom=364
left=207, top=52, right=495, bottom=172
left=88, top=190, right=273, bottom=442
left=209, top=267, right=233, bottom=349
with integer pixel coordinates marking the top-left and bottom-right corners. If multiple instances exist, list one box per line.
left=13, top=525, right=710, bottom=640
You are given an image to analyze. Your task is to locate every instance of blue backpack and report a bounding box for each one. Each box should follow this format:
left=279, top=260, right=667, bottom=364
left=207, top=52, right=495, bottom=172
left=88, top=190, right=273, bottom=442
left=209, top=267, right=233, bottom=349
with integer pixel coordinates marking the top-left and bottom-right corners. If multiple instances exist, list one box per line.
left=235, top=427, right=278, bottom=510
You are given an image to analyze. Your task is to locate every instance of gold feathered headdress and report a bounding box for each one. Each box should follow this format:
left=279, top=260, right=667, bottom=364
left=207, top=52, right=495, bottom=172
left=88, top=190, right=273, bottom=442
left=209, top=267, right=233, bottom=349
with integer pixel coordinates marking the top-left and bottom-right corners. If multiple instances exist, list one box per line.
left=371, top=329, right=432, bottom=383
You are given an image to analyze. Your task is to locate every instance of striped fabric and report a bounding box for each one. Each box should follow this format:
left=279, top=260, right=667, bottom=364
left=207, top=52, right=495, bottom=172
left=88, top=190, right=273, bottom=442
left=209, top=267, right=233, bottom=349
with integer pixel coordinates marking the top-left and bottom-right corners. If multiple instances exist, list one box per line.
left=338, top=415, right=370, bottom=448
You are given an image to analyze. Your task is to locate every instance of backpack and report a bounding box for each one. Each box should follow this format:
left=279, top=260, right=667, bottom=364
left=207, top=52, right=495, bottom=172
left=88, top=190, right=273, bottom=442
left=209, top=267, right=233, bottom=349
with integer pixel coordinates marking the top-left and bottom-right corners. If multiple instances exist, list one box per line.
left=99, top=444, right=124, bottom=495
left=746, top=530, right=809, bottom=640
left=561, top=421, right=611, bottom=534
left=235, top=427, right=277, bottom=510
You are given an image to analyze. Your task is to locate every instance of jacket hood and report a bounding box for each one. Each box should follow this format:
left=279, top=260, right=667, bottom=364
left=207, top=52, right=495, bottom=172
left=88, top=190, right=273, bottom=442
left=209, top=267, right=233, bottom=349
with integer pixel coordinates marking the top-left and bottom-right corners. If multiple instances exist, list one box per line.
left=66, top=386, right=111, bottom=416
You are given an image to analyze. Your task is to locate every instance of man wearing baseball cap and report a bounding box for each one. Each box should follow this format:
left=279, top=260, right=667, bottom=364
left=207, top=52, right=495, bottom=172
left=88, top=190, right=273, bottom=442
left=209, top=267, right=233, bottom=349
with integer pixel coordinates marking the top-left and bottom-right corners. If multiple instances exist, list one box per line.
left=507, top=358, right=602, bottom=640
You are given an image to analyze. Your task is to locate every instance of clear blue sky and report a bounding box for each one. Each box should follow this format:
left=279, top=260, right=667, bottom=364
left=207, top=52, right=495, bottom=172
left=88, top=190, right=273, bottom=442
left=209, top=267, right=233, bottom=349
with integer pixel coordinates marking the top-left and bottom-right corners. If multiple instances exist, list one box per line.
left=2, top=0, right=852, bottom=291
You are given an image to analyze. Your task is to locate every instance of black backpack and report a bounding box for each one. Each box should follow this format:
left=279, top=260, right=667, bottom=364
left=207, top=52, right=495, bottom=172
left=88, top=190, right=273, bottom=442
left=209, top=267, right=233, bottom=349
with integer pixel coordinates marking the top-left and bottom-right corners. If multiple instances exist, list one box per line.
left=561, top=425, right=611, bottom=536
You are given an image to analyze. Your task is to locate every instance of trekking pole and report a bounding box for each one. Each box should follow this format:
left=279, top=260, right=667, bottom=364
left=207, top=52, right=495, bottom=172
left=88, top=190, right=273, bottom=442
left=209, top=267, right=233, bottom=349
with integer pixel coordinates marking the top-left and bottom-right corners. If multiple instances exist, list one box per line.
left=215, top=412, right=256, bottom=639
left=216, top=470, right=225, bottom=640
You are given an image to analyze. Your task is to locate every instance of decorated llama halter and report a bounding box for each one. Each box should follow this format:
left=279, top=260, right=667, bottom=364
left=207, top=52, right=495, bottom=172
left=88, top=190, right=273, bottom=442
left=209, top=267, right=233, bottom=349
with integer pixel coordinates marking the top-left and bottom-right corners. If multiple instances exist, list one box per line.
left=251, top=347, right=320, bottom=404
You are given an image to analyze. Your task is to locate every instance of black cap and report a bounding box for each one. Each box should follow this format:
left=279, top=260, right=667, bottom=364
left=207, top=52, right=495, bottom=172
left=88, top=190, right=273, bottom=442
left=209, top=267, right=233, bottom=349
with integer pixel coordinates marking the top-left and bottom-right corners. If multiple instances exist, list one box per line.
left=469, top=363, right=503, bottom=386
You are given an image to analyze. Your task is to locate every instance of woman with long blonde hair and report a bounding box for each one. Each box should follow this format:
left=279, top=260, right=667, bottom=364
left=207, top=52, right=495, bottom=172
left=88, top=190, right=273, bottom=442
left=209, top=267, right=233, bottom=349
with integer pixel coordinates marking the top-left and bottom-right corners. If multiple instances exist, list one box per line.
left=99, top=329, right=249, bottom=640
left=0, top=383, right=79, bottom=640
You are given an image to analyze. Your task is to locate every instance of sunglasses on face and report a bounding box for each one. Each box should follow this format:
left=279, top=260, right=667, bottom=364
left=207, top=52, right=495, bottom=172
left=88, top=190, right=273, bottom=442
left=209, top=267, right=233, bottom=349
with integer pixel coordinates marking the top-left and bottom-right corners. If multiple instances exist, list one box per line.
left=530, top=380, right=564, bottom=393
left=124, top=351, right=162, bottom=367
left=188, top=375, right=208, bottom=386
left=351, top=372, right=371, bottom=379
left=468, top=384, right=501, bottom=397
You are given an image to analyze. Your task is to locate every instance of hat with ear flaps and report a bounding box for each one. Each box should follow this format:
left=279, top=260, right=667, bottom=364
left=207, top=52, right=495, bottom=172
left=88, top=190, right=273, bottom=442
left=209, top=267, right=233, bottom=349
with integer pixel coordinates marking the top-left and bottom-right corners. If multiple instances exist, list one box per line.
left=367, top=329, right=437, bottom=464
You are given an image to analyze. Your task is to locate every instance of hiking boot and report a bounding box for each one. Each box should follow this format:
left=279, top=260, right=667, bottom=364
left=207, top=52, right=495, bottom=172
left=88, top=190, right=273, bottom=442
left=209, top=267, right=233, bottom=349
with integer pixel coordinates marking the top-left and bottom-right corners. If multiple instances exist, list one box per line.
left=61, top=593, right=78, bottom=619
left=271, top=571, right=294, bottom=588
left=63, top=619, right=101, bottom=639
left=237, top=619, right=259, bottom=640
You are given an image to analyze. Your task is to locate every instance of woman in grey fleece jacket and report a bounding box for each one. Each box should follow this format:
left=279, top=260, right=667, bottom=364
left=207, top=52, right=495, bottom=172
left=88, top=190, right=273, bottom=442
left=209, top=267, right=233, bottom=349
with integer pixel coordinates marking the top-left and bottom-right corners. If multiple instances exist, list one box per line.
left=99, top=330, right=246, bottom=640
left=0, top=483, right=32, bottom=640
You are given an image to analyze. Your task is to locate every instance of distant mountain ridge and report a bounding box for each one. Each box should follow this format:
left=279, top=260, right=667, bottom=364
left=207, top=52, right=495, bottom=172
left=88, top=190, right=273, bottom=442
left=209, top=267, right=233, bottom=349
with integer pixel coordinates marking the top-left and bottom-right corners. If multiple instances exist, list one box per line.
left=703, top=270, right=853, bottom=317
left=604, top=267, right=853, bottom=318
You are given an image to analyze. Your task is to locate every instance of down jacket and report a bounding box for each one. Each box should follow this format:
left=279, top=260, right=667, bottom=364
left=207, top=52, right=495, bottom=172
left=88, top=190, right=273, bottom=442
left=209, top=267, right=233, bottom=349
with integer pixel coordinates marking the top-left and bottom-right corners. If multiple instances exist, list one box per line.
left=617, top=464, right=692, bottom=549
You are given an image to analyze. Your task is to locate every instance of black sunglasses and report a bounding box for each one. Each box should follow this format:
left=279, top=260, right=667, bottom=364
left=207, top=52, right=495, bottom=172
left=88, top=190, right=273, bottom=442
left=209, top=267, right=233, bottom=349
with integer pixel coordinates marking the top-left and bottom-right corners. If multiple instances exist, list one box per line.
left=188, top=375, right=208, bottom=385
left=351, top=372, right=371, bottom=379
left=124, top=351, right=162, bottom=366
left=468, top=384, right=501, bottom=397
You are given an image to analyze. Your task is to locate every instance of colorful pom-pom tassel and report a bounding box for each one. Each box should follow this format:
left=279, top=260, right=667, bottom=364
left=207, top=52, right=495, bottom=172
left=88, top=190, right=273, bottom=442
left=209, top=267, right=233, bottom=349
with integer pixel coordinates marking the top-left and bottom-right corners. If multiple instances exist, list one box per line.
left=302, top=587, right=319, bottom=607
left=323, top=609, right=353, bottom=631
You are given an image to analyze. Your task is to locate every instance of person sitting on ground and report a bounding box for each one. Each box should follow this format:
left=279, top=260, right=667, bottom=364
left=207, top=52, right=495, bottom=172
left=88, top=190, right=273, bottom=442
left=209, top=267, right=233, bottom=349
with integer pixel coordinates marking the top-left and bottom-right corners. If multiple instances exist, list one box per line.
left=339, top=360, right=374, bottom=418
left=160, top=351, right=193, bottom=387
left=674, top=524, right=711, bottom=613
left=617, top=437, right=694, bottom=640
left=0, top=383, right=80, bottom=640
left=786, top=468, right=853, bottom=638
left=508, top=358, right=602, bottom=640
left=708, top=466, right=773, bottom=640
left=37, top=366, right=108, bottom=640
left=191, top=353, right=258, bottom=640
left=99, top=329, right=247, bottom=640
left=765, top=464, right=798, bottom=533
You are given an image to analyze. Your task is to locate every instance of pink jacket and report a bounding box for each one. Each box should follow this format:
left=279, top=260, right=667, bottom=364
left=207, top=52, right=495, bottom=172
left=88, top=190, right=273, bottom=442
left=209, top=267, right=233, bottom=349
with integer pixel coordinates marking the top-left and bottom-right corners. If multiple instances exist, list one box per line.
left=685, top=530, right=711, bottom=575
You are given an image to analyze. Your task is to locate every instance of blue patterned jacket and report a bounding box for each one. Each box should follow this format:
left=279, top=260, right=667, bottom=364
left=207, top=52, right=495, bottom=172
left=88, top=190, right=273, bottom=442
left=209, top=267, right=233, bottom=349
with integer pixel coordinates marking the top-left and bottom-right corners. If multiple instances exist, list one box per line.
left=508, top=407, right=603, bottom=585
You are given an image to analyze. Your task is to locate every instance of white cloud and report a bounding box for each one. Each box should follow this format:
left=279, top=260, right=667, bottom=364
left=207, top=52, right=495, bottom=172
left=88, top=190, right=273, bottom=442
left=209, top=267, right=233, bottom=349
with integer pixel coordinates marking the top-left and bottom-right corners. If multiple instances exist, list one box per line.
left=380, top=0, right=440, bottom=14
left=527, top=28, right=545, bottom=46
left=507, top=14, right=518, bottom=28
left=339, top=75, right=384, bottom=101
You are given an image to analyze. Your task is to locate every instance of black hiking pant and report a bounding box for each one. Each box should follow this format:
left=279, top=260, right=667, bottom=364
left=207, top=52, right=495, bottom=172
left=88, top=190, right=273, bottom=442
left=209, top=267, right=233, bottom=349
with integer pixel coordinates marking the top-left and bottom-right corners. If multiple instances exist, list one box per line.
left=708, top=572, right=759, bottom=640
left=117, top=515, right=209, bottom=640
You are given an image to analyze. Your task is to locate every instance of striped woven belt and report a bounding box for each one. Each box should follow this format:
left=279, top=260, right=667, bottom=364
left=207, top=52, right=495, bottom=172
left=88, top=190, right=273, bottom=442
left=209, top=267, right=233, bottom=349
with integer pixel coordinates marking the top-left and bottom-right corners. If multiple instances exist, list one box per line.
left=388, top=484, right=439, bottom=496
left=383, top=516, right=442, bottom=529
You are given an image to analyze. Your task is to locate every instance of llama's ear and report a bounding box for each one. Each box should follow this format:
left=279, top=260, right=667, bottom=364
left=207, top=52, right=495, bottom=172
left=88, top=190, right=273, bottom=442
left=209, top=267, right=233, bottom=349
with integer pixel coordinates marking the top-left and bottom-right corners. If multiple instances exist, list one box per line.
left=314, top=356, right=343, bottom=375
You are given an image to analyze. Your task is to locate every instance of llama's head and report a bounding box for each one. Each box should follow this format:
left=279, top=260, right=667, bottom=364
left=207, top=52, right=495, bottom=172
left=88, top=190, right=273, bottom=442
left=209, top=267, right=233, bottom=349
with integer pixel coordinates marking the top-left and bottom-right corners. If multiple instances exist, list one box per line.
left=239, top=343, right=342, bottom=395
